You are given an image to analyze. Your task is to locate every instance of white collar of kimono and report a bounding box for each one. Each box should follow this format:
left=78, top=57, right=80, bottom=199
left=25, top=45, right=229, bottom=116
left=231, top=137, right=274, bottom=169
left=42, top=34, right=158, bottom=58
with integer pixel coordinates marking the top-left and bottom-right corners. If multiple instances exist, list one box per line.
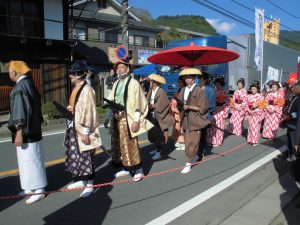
left=184, top=83, right=196, bottom=101
left=16, top=75, right=27, bottom=83
left=150, top=86, right=159, bottom=104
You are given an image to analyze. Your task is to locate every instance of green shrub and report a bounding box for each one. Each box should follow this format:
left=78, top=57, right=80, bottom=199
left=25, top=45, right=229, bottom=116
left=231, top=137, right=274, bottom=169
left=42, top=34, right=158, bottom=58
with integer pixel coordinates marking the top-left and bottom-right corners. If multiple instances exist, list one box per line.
left=96, top=105, right=108, bottom=115
left=42, top=102, right=61, bottom=120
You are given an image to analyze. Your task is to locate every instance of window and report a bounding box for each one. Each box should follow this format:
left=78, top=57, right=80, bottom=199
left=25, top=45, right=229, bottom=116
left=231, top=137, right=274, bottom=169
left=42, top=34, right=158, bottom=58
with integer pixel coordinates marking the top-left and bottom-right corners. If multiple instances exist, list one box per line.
left=117, top=33, right=122, bottom=44
left=105, top=32, right=118, bottom=43
left=0, top=0, right=43, bottom=37
left=74, top=28, right=86, bottom=40
left=98, top=30, right=105, bottom=42
left=129, top=35, right=134, bottom=45
left=142, top=36, right=149, bottom=46
left=0, top=1, right=8, bottom=34
left=134, top=36, right=149, bottom=46
left=97, top=0, right=107, bottom=9
left=73, top=22, right=86, bottom=40
left=134, top=36, right=143, bottom=46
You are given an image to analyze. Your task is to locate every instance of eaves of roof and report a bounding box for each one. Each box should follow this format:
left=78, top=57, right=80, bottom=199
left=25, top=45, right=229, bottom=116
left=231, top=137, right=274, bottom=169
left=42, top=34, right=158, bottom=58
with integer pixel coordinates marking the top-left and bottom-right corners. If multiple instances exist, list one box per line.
left=72, top=10, right=163, bottom=32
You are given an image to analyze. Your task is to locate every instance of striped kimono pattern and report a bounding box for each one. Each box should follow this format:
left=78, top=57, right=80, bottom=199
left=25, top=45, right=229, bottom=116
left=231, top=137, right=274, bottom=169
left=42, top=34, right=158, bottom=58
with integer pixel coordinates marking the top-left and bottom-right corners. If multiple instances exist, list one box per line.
left=262, top=91, right=283, bottom=139
left=207, top=89, right=229, bottom=146
left=245, top=93, right=264, bottom=144
left=228, top=89, right=248, bottom=136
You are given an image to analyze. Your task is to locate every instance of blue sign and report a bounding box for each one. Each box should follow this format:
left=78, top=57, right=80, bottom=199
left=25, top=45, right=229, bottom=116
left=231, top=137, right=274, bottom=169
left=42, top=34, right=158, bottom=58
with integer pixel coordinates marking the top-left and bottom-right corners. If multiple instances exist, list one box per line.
left=116, top=45, right=128, bottom=60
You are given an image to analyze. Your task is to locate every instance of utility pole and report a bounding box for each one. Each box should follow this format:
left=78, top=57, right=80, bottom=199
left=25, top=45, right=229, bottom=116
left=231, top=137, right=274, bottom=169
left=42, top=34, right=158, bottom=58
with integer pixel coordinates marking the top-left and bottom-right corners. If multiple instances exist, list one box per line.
left=121, top=0, right=129, bottom=50
left=70, top=0, right=74, bottom=62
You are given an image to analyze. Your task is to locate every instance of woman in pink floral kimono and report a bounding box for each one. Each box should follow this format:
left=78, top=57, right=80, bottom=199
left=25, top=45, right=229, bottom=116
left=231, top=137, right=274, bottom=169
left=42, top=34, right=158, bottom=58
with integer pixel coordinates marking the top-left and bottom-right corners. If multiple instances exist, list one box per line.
left=207, top=77, right=229, bottom=147
left=262, top=81, right=284, bottom=139
left=245, top=81, right=264, bottom=146
left=228, top=78, right=248, bottom=136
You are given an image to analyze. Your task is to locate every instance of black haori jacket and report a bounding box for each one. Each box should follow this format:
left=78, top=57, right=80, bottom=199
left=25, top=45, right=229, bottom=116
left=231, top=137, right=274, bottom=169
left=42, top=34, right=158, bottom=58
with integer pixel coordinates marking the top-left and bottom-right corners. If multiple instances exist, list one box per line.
left=8, top=76, right=44, bottom=143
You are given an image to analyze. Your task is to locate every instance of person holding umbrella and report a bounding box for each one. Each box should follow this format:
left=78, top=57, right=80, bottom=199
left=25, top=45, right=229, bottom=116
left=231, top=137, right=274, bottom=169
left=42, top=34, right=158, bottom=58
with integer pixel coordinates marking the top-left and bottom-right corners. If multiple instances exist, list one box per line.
left=147, top=74, right=174, bottom=160
left=178, top=68, right=210, bottom=174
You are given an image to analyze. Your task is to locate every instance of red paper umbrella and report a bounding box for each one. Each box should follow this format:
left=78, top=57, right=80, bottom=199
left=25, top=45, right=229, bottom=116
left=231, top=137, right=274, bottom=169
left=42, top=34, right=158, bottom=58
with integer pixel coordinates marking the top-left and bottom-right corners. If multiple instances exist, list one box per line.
left=148, top=42, right=239, bottom=66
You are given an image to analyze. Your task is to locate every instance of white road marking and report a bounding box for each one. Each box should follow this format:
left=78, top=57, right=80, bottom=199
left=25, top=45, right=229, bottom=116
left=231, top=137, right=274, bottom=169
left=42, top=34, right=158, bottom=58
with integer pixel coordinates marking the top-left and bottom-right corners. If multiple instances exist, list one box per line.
left=146, top=146, right=286, bottom=225
left=0, top=125, right=108, bottom=143
left=0, top=130, right=65, bottom=143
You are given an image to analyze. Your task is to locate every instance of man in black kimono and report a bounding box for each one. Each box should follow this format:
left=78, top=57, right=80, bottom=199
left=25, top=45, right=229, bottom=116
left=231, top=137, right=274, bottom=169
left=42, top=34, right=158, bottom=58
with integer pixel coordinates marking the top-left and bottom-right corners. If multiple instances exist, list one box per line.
left=7, top=61, right=47, bottom=204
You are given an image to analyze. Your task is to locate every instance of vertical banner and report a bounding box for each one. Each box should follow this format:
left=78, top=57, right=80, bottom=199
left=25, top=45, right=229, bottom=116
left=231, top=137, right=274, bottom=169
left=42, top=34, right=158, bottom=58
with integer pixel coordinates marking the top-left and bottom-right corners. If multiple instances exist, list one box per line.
left=254, top=8, right=264, bottom=71
left=264, top=19, right=280, bottom=45
left=266, top=66, right=279, bottom=83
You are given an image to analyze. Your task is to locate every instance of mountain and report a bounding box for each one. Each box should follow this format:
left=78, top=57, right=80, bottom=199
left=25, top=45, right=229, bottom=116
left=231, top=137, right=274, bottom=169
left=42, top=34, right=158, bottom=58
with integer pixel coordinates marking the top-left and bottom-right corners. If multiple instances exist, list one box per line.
left=154, top=15, right=217, bottom=35
left=280, top=30, right=300, bottom=52
left=130, top=10, right=218, bottom=45
left=130, top=7, right=154, bottom=24
left=130, top=8, right=217, bottom=35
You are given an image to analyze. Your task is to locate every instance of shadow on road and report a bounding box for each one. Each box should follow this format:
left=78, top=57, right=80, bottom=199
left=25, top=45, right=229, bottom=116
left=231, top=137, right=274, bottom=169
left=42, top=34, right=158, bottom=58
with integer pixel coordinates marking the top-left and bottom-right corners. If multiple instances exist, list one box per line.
left=42, top=141, right=165, bottom=225
left=43, top=152, right=114, bottom=225
left=0, top=175, right=23, bottom=212
left=0, top=162, right=72, bottom=212
left=272, top=156, right=300, bottom=225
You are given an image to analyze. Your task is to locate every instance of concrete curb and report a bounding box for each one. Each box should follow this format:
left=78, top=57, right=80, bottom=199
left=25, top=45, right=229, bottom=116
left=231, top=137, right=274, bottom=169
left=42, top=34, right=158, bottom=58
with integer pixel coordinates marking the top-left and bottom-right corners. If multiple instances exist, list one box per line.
left=221, top=172, right=300, bottom=225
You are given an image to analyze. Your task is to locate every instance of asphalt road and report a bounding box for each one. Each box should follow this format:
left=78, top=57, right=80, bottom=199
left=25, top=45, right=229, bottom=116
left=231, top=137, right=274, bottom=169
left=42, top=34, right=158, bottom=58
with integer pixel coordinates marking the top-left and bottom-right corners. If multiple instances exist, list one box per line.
left=0, top=127, right=289, bottom=225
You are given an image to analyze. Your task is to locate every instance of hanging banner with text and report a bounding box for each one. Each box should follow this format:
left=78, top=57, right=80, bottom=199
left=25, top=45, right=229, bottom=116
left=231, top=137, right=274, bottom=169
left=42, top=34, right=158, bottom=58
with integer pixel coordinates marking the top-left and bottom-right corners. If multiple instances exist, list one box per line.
left=138, top=50, right=158, bottom=65
left=264, top=19, right=280, bottom=45
left=254, top=8, right=264, bottom=72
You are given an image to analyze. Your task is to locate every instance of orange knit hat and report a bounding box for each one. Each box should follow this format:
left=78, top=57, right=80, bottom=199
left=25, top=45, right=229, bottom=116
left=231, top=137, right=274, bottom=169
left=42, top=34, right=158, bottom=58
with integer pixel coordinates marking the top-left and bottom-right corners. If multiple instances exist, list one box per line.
left=9, top=60, right=31, bottom=74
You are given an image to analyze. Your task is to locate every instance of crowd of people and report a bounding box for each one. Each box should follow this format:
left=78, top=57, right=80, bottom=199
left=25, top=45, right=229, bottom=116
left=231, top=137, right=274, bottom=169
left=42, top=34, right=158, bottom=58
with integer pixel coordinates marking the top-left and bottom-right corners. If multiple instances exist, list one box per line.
left=5, top=59, right=300, bottom=205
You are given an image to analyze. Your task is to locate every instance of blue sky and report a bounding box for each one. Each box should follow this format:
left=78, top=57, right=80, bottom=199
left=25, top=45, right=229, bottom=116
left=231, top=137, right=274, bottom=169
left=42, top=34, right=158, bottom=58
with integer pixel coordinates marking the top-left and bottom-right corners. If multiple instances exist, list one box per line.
left=128, top=0, right=300, bottom=35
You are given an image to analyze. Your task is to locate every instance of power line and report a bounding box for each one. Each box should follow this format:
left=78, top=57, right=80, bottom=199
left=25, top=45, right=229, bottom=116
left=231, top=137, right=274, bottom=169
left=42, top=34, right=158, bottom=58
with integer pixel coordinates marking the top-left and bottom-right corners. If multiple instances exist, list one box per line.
left=264, top=0, right=300, bottom=21
left=203, top=0, right=255, bottom=28
left=192, top=0, right=254, bottom=29
left=230, top=0, right=296, bottom=32
left=192, top=0, right=300, bottom=48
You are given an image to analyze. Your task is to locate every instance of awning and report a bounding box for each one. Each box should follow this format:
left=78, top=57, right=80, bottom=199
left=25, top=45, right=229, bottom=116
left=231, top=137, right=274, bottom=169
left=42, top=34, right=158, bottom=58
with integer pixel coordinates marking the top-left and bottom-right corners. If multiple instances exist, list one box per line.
left=133, top=64, right=158, bottom=76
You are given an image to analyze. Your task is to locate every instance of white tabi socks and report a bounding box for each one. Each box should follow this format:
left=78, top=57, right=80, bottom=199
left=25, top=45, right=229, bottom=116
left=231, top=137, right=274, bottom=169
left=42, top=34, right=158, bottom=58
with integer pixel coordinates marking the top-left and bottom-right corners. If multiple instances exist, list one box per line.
left=80, top=180, right=94, bottom=198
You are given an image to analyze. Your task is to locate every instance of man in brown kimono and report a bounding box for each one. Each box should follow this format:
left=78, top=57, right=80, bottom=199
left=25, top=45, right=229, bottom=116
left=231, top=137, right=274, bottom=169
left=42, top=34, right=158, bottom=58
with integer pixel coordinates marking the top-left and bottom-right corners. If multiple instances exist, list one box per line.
left=64, top=60, right=102, bottom=198
left=108, top=59, right=153, bottom=181
left=178, top=68, right=210, bottom=174
left=147, top=74, right=174, bottom=160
